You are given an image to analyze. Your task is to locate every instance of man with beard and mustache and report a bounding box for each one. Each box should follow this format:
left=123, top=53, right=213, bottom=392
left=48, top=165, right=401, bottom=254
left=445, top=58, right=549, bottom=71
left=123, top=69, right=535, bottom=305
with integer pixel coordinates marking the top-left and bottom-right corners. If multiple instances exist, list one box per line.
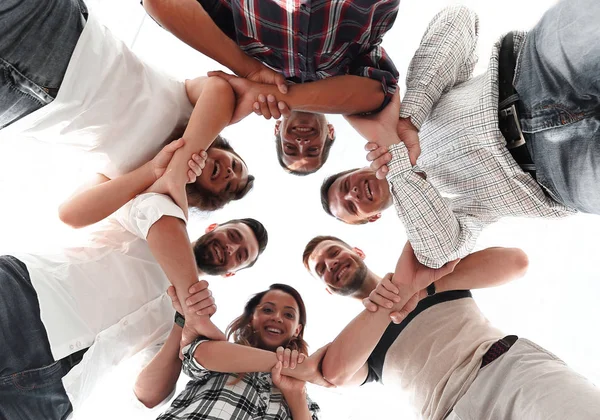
left=303, top=237, right=600, bottom=419
left=0, top=191, right=267, bottom=420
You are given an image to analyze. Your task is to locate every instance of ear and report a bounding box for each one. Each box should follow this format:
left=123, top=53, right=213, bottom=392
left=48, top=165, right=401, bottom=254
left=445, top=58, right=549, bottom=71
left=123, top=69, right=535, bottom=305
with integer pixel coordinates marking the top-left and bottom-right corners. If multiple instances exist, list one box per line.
left=353, top=247, right=366, bottom=260
left=327, top=123, right=335, bottom=141
left=224, top=272, right=235, bottom=278
left=367, top=213, right=382, bottom=223
left=274, top=120, right=282, bottom=136
left=294, top=323, right=303, bottom=337
left=205, top=223, right=218, bottom=234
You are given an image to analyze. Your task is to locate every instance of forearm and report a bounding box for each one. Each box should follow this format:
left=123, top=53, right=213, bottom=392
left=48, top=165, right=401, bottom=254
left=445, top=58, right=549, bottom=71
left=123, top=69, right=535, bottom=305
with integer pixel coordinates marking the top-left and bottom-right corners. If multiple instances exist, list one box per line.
left=262, top=75, right=385, bottom=115
left=146, top=216, right=201, bottom=318
left=436, top=247, right=529, bottom=292
left=134, top=324, right=183, bottom=408
left=321, top=309, right=391, bottom=386
left=143, top=0, right=254, bottom=76
left=285, top=391, right=312, bottom=420
left=166, top=77, right=235, bottom=187
left=59, top=164, right=154, bottom=228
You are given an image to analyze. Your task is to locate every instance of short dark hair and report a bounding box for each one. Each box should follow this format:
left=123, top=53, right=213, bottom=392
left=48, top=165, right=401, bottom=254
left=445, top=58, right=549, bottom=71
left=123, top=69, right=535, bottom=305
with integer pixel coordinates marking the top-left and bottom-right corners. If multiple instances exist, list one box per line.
left=320, top=168, right=367, bottom=224
left=224, top=217, right=268, bottom=268
left=302, top=235, right=351, bottom=270
left=187, top=135, right=255, bottom=211
left=275, top=131, right=336, bottom=176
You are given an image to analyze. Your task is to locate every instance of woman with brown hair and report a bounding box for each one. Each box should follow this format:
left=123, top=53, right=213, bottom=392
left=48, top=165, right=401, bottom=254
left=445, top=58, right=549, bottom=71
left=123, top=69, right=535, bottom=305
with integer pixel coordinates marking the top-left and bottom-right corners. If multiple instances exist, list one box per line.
left=135, top=283, right=330, bottom=420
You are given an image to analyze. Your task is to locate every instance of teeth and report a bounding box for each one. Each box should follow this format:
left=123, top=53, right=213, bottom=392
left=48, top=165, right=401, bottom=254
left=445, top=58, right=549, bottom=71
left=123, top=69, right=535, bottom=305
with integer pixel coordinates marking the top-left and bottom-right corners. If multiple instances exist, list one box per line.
left=266, top=327, right=282, bottom=334
left=365, top=181, right=373, bottom=200
left=295, top=127, right=312, bottom=132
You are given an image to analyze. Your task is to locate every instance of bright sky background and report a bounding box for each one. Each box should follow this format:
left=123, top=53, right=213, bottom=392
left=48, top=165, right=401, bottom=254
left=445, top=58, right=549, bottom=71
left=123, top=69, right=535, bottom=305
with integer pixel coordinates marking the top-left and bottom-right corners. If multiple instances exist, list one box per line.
left=0, top=0, right=599, bottom=419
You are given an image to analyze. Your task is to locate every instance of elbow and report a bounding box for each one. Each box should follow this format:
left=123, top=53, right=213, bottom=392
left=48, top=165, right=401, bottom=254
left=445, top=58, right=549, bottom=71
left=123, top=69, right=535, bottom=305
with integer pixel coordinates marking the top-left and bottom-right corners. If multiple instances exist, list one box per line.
left=190, top=341, right=215, bottom=370
left=321, top=356, right=351, bottom=387
left=508, top=248, right=529, bottom=279
left=204, top=76, right=236, bottom=108
left=142, top=0, right=164, bottom=21
left=133, top=382, right=164, bottom=409
left=57, top=204, right=84, bottom=229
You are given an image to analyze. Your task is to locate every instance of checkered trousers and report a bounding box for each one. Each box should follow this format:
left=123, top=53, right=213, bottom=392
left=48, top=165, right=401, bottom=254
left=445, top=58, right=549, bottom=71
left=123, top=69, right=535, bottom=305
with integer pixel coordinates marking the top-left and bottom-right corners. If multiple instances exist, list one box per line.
left=387, top=7, right=574, bottom=269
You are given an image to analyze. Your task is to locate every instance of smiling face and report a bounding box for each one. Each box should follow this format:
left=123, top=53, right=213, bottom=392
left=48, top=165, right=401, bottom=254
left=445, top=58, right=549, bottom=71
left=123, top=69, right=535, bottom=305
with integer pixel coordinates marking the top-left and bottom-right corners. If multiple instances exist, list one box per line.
left=193, top=222, right=260, bottom=275
left=195, top=147, right=249, bottom=198
left=306, top=239, right=368, bottom=296
left=327, top=168, right=392, bottom=224
left=275, top=111, right=335, bottom=173
left=251, top=290, right=303, bottom=351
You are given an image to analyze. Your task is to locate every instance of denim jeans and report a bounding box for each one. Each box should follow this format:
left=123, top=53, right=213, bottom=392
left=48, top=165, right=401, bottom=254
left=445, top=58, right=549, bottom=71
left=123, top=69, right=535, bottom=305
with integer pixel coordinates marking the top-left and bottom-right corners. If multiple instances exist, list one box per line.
left=0, top=256, right=85, bottom=420
left=514, top=0, right=600, bottom=214
left=0, top=0, right=87, bottom=130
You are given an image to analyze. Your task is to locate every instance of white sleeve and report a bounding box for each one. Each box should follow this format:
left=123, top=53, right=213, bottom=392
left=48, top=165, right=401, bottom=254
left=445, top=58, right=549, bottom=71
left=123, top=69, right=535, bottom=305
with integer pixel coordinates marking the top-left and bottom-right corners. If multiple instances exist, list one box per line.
left=115, top=193, right=186, bottom=239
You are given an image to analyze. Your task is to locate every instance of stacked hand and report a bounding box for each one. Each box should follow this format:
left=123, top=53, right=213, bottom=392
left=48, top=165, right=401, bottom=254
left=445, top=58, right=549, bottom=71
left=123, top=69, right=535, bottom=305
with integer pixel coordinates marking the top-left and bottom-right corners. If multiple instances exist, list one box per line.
left=167, top=281, right=227, bottom=355
left=145, top=139, right=208, bottom=218
left=272, top=347, right=308, bottom=395
left=363, top=242, right=460, bottom=323
left=208, top=71, right=291, bottom=123
left=273, top=344, right=334, bottom=390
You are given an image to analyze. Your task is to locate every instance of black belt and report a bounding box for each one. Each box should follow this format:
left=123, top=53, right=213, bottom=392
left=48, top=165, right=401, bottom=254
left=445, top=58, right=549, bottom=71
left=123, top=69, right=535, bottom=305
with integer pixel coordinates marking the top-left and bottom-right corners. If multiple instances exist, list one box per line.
left=481, top=335, right=518, bottom=369
left=498, top=33, right=536, bottom=179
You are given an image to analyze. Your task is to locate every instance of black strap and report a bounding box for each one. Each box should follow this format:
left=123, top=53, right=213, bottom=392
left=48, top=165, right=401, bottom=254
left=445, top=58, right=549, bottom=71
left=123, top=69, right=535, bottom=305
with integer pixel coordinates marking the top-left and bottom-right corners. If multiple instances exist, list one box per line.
left=498, top=33, right=518, bottom=109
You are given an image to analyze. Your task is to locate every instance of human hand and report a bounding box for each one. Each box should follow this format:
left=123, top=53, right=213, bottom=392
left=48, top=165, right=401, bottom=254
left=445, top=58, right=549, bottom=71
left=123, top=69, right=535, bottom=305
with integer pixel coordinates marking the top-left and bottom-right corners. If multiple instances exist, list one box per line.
left=150, top=139, right=207, bottom=183
left=365, top=142, right=392, bottom=179
left=276, top=346, right=307, bottom=370
left=180, top=317, right=227, bottom=356
left=397, top=117, right=421, bottom=166
left=207, top=71, right=262, bottom=123
left=239, top=59, right=288, bottom=94
left=345, top=90, right=401, bottom=147
left=272, top=360, right=307, bottom=396
left=145, top=164, right=190, bottom=218
left=362, top=274, right=422, bottom=324
left=252, top=93, right=291, bottom=120
left=392, top=242, right=460, bottom=298
left=167, top=280, right=216, bottom=317
left=297, top=344, right=335, bottom=388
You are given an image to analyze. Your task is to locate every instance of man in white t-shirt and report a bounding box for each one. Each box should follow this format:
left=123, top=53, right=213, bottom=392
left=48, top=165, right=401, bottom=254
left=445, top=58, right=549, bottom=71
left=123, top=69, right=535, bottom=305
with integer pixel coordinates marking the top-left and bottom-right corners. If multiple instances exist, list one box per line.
left=0, top=190, right=268, bottom=420
left=302, top=237, right=600, bottom=419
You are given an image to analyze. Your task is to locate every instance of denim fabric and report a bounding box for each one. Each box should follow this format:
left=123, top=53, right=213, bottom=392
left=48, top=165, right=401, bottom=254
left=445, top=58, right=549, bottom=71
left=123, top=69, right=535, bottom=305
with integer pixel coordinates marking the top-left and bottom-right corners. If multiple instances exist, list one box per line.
left=0, top=0, right=87, bottom=130
left=0, top=256, right=74, bottom=420
left=514, top=0, right=600, bottom=214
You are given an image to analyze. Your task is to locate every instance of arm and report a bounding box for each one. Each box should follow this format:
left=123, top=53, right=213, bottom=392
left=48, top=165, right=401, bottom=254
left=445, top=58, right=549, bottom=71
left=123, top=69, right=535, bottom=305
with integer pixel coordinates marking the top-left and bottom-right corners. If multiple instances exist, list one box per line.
left=400, top=6, right=479, bottom=129
left=134, top=324, right=183, bottom=408
left=284, top=391, right=314, bottom=420
left=142, top=0, right=256, bottom=78
left=58, top=139, right=201, bottom=228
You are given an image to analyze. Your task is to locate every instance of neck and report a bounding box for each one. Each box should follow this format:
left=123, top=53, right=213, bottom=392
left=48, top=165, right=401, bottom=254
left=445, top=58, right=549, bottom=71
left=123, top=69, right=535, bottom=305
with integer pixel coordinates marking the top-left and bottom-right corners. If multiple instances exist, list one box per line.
left=352, top=270, right=382, bottom=300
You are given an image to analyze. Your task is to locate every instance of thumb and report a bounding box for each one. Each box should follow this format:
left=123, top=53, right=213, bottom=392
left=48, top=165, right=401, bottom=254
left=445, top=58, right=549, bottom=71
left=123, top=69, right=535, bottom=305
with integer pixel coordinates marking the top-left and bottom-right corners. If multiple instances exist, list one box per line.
left=207, top=70, right=235, bottom=81
left=272, top=360, right=283, bottom=381
left=275, top=74, right=288, bottom=94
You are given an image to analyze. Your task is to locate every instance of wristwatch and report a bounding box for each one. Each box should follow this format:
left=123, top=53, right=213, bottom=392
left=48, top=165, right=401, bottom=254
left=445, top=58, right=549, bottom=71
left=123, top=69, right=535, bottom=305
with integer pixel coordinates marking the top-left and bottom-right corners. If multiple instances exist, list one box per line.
left=426, top=282, right=436, bottom=297
left=174, top=311, right=186, bottom=328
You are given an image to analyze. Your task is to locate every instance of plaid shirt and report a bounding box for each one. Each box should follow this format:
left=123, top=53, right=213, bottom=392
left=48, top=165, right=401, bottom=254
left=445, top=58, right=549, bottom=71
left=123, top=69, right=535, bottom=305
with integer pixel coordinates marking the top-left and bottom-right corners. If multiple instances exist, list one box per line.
left=157, top=339, right=320, bottom=420
left=387, top=7, right=574, bottom=268
left=198, top=0, right=400, bottom=111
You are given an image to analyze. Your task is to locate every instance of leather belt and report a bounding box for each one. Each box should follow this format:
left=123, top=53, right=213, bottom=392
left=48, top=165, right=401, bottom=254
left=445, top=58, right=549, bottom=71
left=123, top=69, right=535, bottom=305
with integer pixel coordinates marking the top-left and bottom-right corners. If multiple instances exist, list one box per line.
left=498, top=33, right=536, bottom=179
left=481, top=335, right=518, bottom=369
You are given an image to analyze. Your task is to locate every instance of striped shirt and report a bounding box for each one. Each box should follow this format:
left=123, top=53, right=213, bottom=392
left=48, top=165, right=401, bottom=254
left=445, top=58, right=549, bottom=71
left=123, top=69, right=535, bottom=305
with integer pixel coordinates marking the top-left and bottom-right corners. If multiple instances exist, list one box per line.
left=157, top=339, right=320, bottom=420
left=387, top=7, right=574, bottom=268
left=197, top=0, right=400, bottom=111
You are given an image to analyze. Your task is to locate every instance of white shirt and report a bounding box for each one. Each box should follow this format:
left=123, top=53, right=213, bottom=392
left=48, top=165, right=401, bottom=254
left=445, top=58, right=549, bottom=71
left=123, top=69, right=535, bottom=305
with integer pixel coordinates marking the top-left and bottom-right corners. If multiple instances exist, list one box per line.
left=0, top=11, right=193, bottom=179
left=15, top=193, right=185, bottom=361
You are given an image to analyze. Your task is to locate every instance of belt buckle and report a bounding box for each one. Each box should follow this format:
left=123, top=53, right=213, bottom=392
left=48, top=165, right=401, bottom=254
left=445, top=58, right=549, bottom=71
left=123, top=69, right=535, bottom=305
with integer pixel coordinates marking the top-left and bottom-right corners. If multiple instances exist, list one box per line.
left=499, top=104, right=526, bottom=149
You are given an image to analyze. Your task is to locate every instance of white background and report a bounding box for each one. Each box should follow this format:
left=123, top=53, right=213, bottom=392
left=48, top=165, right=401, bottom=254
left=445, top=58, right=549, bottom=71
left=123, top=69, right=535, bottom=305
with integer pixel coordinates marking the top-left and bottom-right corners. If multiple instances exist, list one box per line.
left=0, top=0, right=598, bottom=419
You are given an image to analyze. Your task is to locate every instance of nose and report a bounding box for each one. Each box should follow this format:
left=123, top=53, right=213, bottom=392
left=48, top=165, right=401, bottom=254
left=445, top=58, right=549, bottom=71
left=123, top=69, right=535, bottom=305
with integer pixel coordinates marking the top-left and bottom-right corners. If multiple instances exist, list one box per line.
left=344, top=186, right=360, bottom=202
left=224, top=166, right=237, bottom=180
left=225, top=242, right=240, bottom=255
left=325, top=257, right=338, bottom=272
left=295, top=137, right=310, bottom=144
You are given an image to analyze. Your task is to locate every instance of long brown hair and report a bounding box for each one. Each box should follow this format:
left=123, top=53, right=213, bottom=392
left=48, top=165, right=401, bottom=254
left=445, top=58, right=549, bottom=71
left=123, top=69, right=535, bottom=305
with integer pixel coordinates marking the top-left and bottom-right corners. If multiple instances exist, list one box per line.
left=226, top=283, right=309, bottom=354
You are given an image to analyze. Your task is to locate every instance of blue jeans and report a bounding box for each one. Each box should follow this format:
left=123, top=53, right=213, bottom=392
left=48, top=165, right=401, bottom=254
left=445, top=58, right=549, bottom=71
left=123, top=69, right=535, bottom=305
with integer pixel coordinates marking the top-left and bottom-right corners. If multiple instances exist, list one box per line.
left=515, top=0, right=600, bottom=214
left=0, top=256, right=85, bottom=420
left=0, top=0, right=87, bottom=130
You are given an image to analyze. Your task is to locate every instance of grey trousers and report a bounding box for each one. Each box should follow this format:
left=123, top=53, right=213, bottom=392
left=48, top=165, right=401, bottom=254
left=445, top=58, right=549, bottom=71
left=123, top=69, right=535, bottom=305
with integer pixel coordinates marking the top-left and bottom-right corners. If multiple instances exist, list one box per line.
left=446, top=338, right=600, bottom=420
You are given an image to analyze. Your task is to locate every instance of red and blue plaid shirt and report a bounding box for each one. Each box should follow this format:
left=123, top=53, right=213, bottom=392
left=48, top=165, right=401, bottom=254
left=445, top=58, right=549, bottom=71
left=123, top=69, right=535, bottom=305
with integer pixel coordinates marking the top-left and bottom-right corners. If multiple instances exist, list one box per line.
left=199, top=0, right=400, bottom=111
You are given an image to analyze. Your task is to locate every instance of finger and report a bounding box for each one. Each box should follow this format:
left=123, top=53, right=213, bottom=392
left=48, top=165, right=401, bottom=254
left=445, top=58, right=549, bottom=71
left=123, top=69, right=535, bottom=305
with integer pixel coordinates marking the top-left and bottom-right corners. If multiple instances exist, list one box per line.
left=370, top=152, right=392, bottom=171
left=276, top=75, right=288, bottom=94
left=364, top=142, right=379, bottom=152
left=290, top=349, right=299, bottom=369
left=390, top=293, right=419, bottom=324
left=196, top=303, right=217, bottom=316
left=276, top=346, right=285, bottom=363
left=381, top=276, right=400, bottom=295
left=283, top=348, right=291, bottom=368
left=366, top=146, right=389, bottom=162
left=253, top=102, right=262, bottom=116
left=266, top=95, right=281, bottom=119
left=189, top=296, right=215, bottom=313
left=277, top=101, right=291, bottom=118
left=298, top=353, right=306, bottom=364
left=186, top=289, right=211, bottom=307
left=368, top=291, right=395, bottom=309
left=376, top=165, right=389, bottom=180
left=272, top=360, right=283, bottom=381
left=192, top=153, right=206, bottom=169
left=362, top=297, right=379, bottom=312
left=207, top=70, right=234, bottom=81
left=165, top=137, right=185, bottom=152
left=188, top=159, right=200, bottom=174
left=189, top=280, right=209, bottom=294
left=167, top=286, right=176, bottom=300
left=258, top=94, right=272, bottom=119
left=374, top=285, right=401, bottom=303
